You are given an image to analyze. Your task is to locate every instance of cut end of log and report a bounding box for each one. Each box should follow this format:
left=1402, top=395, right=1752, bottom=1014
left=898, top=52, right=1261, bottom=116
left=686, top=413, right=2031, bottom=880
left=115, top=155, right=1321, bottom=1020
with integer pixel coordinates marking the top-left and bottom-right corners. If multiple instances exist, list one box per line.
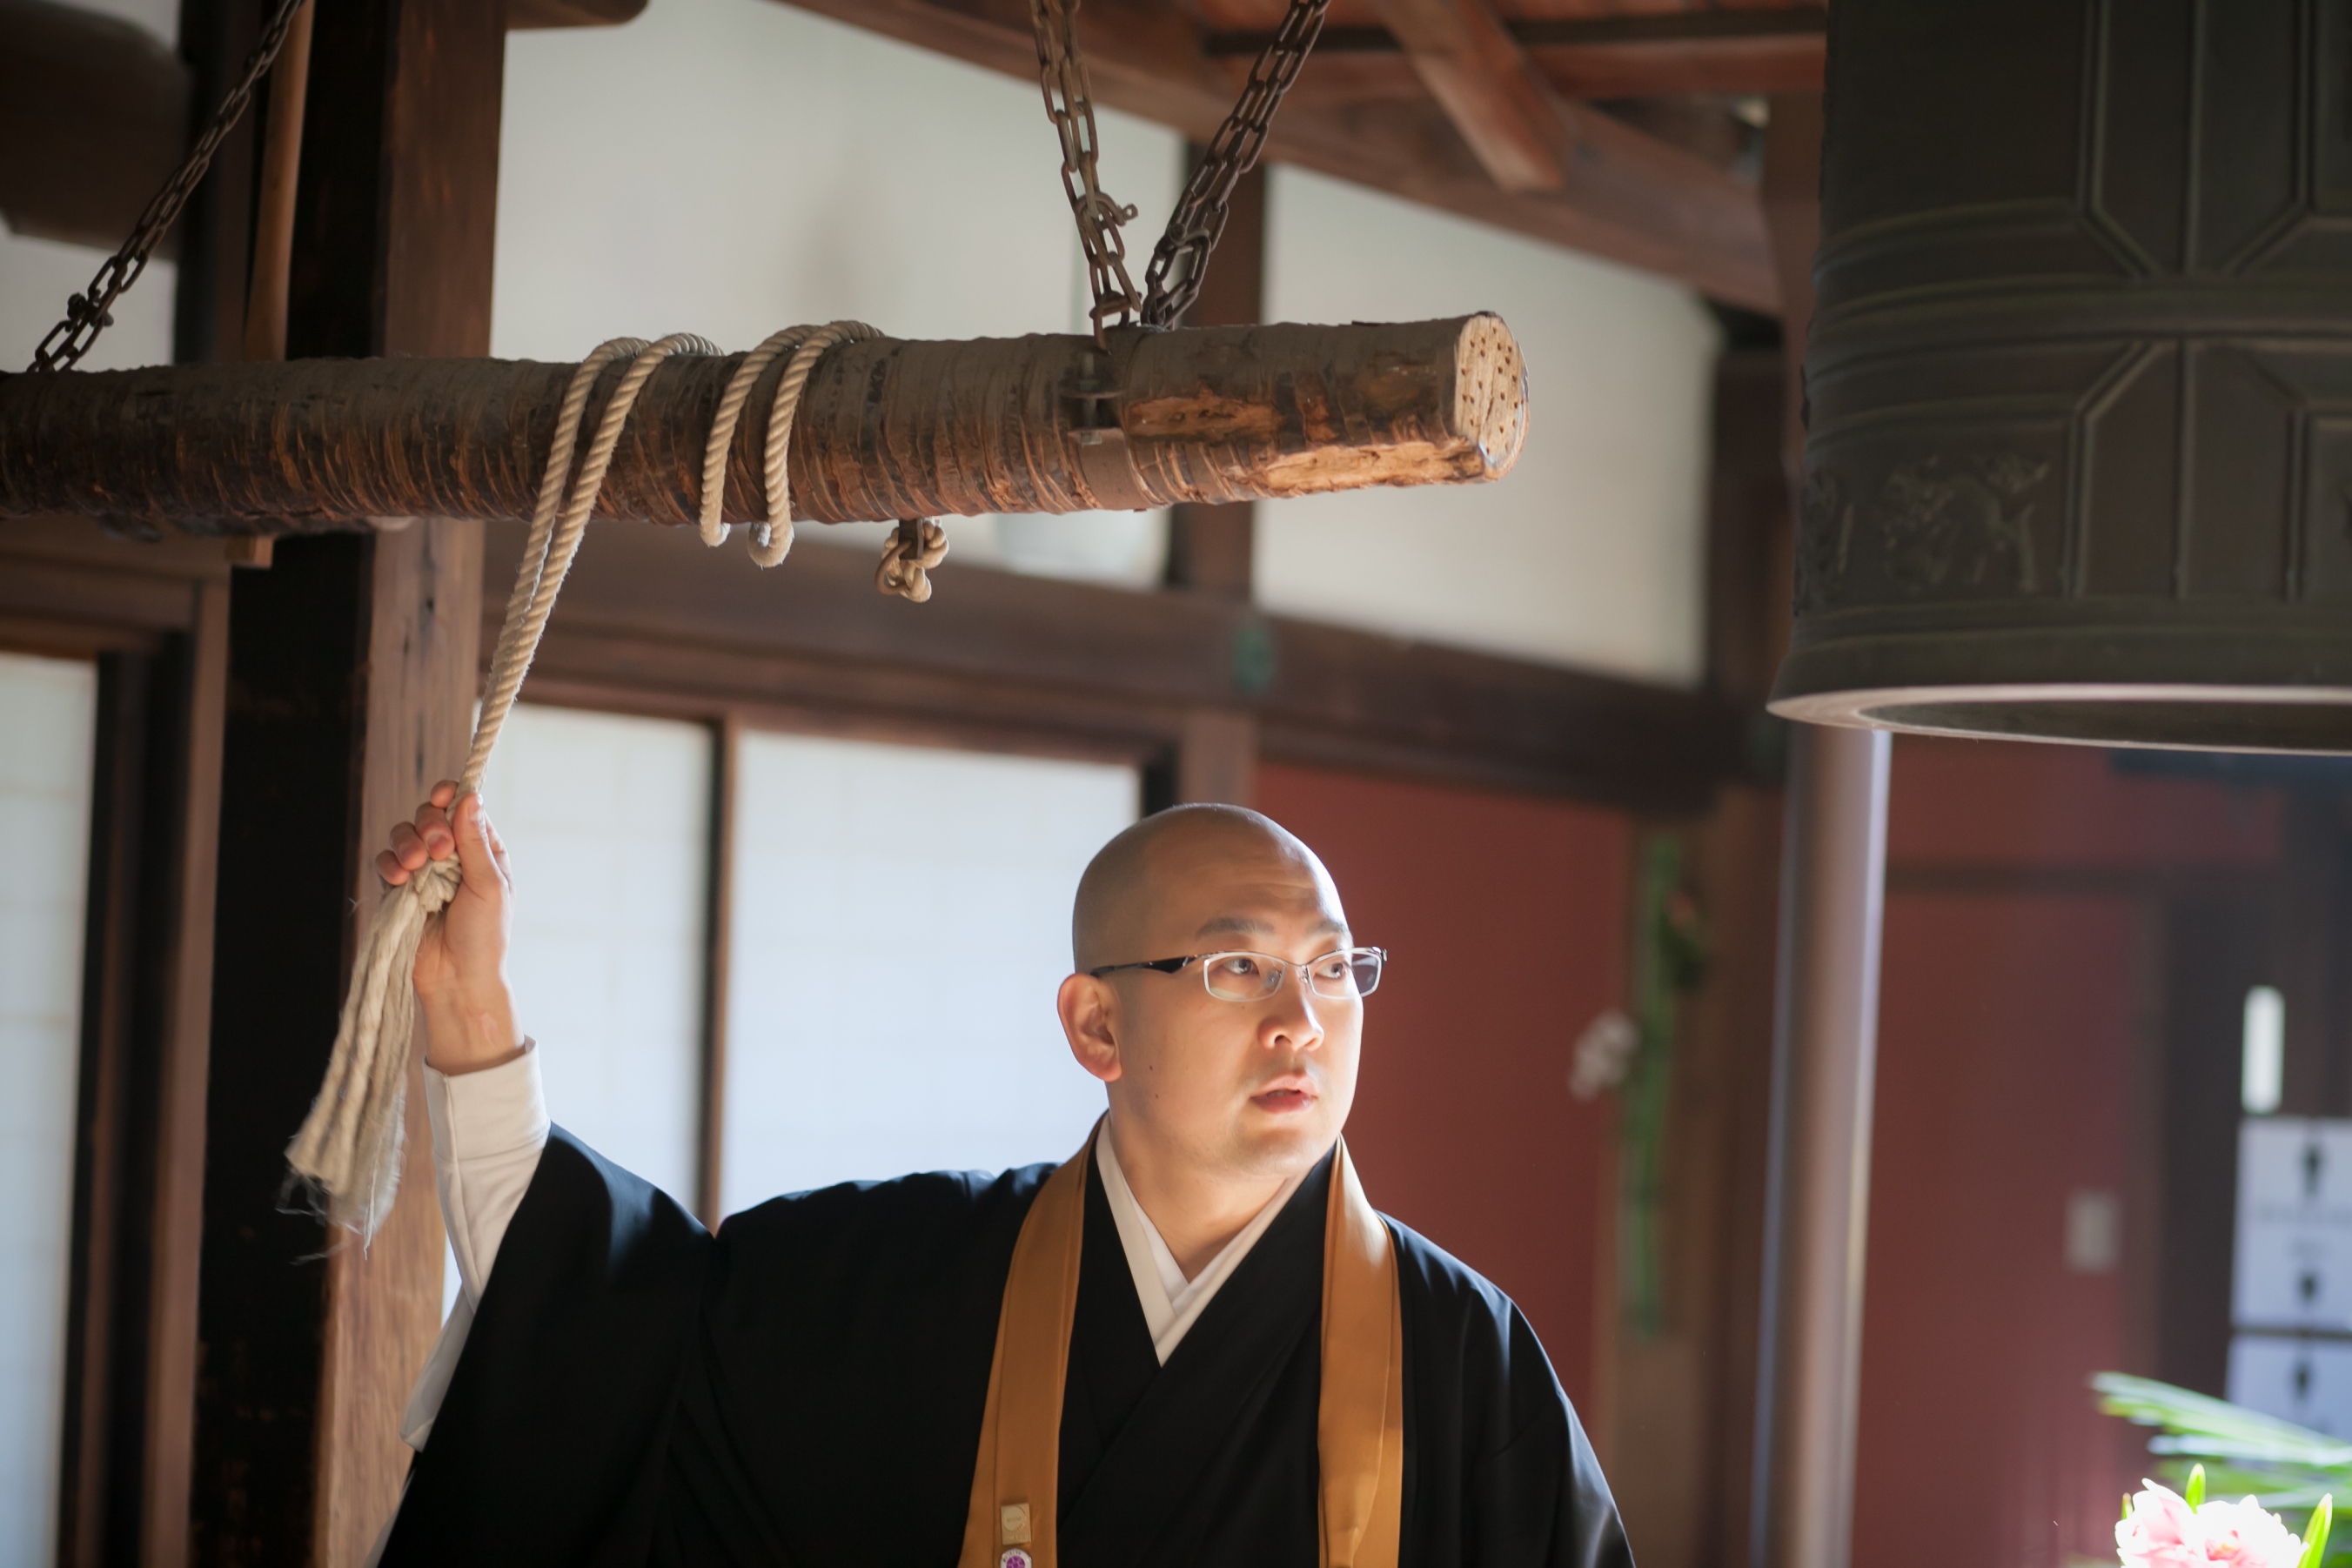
left=1455, top=313, right=1530, bottom=479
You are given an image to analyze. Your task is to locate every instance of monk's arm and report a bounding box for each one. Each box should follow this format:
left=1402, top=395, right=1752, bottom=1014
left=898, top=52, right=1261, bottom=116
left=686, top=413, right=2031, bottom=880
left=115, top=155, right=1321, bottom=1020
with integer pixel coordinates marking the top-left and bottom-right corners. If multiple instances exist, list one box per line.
left=432, top=1046, right=549, bottom=1311
left=375, top=785, right=546, bottom=1448
left=397, top=1043, right=551, bottom=1451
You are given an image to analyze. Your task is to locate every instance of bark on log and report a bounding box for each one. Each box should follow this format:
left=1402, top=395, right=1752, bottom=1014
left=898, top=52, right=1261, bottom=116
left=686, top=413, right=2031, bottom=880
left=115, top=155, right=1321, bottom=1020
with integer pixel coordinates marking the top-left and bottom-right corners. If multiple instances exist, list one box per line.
left=0, top=316, right=1526, bottom=536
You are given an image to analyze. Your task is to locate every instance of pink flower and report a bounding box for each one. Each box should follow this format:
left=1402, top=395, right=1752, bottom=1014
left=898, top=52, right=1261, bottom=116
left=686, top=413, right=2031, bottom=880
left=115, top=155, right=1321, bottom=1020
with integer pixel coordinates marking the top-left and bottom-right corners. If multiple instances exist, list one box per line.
left=2117, top=1482, right=2307, bottom=1568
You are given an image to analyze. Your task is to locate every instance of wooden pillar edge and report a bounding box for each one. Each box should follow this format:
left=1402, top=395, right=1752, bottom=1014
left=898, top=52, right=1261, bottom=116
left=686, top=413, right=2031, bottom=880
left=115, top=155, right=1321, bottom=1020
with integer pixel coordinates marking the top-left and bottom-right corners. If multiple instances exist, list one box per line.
left=144, top=578, right=229, bottom=1568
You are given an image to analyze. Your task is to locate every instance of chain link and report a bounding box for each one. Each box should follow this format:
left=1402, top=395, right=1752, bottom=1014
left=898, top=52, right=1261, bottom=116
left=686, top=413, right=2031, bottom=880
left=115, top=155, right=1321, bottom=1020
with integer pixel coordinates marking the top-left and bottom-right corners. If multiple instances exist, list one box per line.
left=30, top=0, right=311, bottom=372
left=1028, top=0, right=1328, bottom=338
left=1142, top=0, right=1330, bottom=329
left=47, top=0, right=1317, bottom=372
left=1030, top=0, right=1145, bottom=346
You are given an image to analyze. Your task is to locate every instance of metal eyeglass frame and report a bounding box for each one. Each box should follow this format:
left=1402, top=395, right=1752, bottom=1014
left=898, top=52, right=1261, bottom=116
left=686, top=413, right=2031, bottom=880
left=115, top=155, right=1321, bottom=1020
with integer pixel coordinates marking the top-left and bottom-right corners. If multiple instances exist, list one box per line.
left=1087, top=947, right=1387, bottom=1002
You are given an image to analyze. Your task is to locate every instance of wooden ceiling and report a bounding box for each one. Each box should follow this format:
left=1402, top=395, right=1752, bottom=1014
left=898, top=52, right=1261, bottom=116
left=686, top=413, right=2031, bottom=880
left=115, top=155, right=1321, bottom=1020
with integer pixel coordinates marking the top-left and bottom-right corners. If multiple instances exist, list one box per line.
left=0, top=0, right=1813, bottom=313
left=776, top=0, right=1822, bottom=310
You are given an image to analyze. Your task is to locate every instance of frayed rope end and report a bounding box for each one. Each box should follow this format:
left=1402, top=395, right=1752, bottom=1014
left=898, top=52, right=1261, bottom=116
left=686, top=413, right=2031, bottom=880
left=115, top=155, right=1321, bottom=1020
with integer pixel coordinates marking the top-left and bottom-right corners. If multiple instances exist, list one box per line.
left=284, top=855, right=459, bottom=1246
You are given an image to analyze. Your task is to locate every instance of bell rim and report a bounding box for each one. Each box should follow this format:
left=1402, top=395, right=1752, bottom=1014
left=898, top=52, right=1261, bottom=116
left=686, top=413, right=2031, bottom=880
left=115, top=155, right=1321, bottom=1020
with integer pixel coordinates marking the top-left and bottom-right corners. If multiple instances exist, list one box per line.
left=1769, top=681, right=2352, bottom=755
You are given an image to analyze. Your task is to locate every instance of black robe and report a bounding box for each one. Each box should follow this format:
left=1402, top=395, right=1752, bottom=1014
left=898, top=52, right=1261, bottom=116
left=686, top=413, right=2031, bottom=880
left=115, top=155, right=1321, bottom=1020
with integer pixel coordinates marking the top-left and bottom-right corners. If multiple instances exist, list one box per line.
left=381, top=1128, right=1634, bottom=1568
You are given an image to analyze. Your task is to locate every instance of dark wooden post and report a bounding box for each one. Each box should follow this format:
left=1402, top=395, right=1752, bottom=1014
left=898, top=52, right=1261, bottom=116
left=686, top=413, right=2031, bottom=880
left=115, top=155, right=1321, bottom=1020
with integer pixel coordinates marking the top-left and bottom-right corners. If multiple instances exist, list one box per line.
left=171, top=0, right=263, bottom=366
left=1163, top=157, right=1266, bottom=602
left=189, top=3, right=496, bottom=1562
left=1167, top=154, right=1264, bottom=807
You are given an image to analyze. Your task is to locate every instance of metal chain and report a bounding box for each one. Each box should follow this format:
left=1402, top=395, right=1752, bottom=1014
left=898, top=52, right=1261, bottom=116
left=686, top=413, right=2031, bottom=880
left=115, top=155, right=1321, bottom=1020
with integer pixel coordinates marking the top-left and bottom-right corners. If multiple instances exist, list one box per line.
left=1141, top=0, right=1330, bottom=329
left=1030, top=0, right=1144, bottom=346
left=29, top=0, right=312, bottom=372
left=1028, top=0, right=1328, bottom=338
left=50, top=0, right=1318, bottom=372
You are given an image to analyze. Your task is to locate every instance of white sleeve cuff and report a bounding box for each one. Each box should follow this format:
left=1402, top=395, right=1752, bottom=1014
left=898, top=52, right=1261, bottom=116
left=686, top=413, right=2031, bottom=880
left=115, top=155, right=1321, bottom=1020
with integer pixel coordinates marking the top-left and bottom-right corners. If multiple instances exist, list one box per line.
left=426, top=1039, right=549, bottom=1316
left=426, top=1040, right=550, bottom=1164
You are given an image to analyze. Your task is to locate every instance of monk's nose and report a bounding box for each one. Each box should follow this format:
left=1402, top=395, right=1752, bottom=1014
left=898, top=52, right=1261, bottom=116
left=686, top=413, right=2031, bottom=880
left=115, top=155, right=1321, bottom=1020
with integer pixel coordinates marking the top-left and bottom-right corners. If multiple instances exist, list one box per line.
left=1262, top=978, right=1323, bottom=1051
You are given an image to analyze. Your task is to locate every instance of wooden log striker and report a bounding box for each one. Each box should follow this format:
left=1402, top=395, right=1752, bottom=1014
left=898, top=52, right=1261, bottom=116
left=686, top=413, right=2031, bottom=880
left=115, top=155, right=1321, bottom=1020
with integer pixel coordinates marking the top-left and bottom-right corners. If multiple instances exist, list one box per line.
left=0, top=316, right=1527, bottom=536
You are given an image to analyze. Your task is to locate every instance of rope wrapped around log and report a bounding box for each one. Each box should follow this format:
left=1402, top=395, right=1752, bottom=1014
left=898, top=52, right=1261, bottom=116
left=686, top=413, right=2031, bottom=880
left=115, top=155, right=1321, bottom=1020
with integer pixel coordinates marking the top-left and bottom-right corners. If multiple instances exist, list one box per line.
left=0, top=315, right=1527, bottom=535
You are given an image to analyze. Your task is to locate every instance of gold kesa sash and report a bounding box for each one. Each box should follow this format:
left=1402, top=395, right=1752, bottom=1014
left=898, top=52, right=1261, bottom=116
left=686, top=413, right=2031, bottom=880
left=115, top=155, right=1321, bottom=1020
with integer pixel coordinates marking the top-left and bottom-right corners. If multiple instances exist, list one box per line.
left=956, top=1127, right=1403, bottom=1568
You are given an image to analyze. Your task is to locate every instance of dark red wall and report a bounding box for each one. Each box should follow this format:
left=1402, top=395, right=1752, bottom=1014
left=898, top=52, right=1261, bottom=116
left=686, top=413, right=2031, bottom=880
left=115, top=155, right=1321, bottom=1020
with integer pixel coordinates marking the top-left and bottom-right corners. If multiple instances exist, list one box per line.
left=1852, top=738, right=2282, bottom=1568
left=1256, top=761, right=1631, bottom=1415
left=1881, top=738, right=2280, bottom=872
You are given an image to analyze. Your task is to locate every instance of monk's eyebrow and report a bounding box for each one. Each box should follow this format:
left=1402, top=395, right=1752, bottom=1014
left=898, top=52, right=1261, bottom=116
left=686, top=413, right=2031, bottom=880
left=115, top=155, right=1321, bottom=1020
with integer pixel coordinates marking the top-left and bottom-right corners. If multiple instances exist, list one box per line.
left=1194, top=914, right=1347, bottom=940
left=1196, top=915, right=1275, bottom=940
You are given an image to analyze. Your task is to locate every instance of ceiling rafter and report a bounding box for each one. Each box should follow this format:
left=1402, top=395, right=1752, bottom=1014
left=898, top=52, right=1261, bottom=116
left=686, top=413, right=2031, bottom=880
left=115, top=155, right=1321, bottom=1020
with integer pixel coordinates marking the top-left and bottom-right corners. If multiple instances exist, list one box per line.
left=1357, top=0, right=1572, bottom=194
left=772, top=0, right=1778, bottom=309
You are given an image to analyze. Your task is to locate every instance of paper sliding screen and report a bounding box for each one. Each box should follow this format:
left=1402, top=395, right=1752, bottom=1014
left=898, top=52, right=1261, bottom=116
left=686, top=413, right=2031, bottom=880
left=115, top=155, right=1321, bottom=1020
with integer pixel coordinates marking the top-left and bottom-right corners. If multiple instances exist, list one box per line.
left=455, top=703, right=714, bottom=1317
left=721, top=732, right=1137, bottom=1214
left=0, top=652, right=97, bottom=1564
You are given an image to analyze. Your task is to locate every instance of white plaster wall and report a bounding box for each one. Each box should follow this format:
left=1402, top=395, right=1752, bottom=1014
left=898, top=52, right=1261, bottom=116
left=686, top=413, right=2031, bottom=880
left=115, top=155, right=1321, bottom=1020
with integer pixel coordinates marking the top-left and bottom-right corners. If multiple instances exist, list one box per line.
left=1262, top=166, right=1719, bottom=687
left=720, top=732, right=1134, bottom=1211
left=0, top=653, right=98, bottom=1565
left=493, top=0, right=1183, bottom=586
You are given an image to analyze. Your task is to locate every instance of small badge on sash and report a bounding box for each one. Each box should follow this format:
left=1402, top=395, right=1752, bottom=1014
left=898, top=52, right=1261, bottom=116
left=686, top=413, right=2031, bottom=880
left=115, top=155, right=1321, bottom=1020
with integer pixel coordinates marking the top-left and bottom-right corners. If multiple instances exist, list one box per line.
left=999, top=1499, right=1034, bottom=1568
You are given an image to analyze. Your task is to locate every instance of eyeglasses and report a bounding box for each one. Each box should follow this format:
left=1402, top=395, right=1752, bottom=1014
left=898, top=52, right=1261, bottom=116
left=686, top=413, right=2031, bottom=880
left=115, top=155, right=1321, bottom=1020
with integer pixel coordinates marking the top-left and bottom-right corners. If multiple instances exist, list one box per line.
left=1089, top=947, right=1387, bottom=1002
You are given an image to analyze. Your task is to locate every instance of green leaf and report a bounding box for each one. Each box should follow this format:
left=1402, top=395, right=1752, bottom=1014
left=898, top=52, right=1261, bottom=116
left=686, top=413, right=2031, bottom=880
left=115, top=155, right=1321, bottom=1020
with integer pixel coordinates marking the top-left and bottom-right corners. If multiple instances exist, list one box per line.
left=2187, top=1464, right=2206, bottom=1509
left=2089, top=1373, right=2352, bottom=1517
left=2302, top=1495, right=2333, bottom=1568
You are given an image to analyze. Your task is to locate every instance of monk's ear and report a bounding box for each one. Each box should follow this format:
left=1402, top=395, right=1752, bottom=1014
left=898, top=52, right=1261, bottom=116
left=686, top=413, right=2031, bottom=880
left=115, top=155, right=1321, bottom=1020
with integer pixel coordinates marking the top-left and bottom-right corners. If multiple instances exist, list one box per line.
left=1058, top=973, right=1122, bottom=1084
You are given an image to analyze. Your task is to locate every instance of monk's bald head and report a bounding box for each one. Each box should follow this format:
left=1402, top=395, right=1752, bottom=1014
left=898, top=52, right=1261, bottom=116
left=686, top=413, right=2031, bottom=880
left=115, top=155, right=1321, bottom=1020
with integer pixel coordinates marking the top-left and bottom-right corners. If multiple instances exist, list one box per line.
left=1072, top=806, right=1343, bottom=972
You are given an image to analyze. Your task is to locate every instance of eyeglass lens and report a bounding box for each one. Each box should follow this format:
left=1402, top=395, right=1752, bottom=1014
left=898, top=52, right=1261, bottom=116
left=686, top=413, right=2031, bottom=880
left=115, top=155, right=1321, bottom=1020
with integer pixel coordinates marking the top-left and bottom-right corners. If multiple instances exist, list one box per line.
left=1198, top=949, right=1383, bottom=1002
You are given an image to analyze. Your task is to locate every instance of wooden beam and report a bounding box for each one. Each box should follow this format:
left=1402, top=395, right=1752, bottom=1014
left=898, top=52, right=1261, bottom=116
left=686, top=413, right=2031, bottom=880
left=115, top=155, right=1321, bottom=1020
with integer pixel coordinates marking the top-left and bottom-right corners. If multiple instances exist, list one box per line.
left=1161, top=145, right=1263, bottom=805
left=1177, top=708, right=1258, bottom=805
left=769, top=0, right=1777, bottom=310
left=1205, top=10, right=1826, bottom=99
left=507, top=0, right=647, bottom=26
left=188, top=3, right=494, bottom=1564
left=0, top=316, right=1529, bottom=532
left=1208, top=11, right=1828, bottom=56
left=143, top=576, right=228, bottom=1568
left=1358, top=0, right=1571, bottom=193
left=317, top=6, right=497, bottom=1560
left=491, top=520, right=1744, bottom=812
left=0, top=0, right=190, bottom=251
left=171, top=0, right=263, bottom=369
left=195, top=536, right=370, bottom=1565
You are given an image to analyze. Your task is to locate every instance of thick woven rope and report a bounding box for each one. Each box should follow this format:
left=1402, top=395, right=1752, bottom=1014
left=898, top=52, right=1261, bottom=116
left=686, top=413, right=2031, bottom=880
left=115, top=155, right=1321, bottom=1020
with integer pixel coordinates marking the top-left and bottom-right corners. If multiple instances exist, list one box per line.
left=285, top=322, right=944, bottom=1241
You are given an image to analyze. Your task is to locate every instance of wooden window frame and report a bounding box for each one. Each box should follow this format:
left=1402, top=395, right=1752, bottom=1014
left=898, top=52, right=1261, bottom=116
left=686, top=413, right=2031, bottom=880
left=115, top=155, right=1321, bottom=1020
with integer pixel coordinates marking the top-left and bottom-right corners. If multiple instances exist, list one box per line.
left=2, top=519, right=230, bottom=1568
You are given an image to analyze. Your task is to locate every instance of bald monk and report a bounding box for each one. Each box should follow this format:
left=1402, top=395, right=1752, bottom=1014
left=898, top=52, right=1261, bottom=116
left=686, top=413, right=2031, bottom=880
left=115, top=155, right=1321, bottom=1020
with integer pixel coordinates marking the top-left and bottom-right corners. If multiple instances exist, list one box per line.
left=372, top=783, right=1632, bottom=1568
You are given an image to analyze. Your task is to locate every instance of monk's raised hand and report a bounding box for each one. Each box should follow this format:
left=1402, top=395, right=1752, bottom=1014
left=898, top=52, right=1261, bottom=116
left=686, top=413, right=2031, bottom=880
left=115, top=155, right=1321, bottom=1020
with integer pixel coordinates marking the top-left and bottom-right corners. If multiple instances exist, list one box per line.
left=377, top=781, right=459, bottom=888
left=387, top=781, right=524, bottom=1074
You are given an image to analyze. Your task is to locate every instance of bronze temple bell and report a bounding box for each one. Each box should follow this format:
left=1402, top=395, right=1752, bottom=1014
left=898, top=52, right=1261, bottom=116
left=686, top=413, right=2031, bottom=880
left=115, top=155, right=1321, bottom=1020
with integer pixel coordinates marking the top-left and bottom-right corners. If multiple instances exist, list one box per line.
left=1768, top=0, right=2352, bottom=753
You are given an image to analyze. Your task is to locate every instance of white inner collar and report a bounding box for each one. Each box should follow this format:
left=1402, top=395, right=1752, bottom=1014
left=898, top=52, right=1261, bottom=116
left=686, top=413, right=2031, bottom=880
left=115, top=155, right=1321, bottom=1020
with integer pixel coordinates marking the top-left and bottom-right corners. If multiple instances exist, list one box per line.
left=1093, top=1121, right=1306, bottom=1365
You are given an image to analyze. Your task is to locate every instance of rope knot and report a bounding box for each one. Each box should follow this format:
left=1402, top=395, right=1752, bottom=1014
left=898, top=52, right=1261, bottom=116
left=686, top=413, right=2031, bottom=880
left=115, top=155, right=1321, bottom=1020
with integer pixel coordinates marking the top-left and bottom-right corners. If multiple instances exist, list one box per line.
left=411, top=849, right=461, bottom=914
left=877, top=518, right=949, bottom=602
